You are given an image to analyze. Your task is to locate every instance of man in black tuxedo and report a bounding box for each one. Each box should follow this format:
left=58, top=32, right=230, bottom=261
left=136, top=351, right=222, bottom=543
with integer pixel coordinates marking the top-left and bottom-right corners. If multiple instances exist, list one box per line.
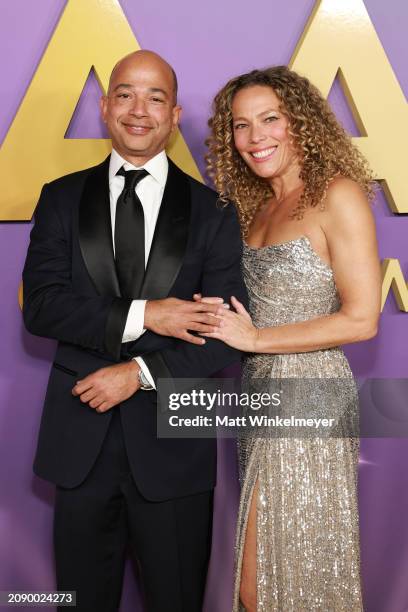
left=23, top=50, right=246, bottom=611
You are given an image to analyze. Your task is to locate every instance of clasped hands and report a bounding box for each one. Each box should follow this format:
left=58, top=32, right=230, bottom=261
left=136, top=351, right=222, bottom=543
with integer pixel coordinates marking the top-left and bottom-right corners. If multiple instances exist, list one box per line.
left=72, top=294, right=258, bottom=413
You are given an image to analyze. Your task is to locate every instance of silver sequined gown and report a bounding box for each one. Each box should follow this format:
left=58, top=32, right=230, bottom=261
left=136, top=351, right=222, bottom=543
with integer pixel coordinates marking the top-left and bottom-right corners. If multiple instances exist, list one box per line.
left=233, top=237, right=362, bottom=611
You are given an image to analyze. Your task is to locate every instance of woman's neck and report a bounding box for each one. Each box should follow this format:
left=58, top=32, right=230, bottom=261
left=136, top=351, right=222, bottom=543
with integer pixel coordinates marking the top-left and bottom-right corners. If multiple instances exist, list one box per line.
left=268, top=163, right=303, bottom=203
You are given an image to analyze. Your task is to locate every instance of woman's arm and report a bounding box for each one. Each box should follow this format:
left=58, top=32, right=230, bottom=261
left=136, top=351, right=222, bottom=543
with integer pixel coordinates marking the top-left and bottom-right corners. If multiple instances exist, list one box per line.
left=202, top=178, right=381, bottom=353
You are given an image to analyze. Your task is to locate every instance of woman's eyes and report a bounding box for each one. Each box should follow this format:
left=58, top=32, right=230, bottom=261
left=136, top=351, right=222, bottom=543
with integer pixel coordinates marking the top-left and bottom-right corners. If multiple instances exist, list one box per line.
left=234, top=116, right=279, bottom=129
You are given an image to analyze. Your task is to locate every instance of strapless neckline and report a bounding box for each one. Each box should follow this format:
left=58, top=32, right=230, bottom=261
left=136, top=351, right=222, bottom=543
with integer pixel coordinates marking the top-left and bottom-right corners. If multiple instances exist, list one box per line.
left=243, top=235, right=333, bottom=275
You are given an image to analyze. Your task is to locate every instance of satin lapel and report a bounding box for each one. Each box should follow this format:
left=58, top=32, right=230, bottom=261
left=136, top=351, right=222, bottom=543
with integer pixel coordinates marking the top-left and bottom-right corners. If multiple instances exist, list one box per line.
left=140, top=159, right=191, bottom=299
left=78, top=156, right=121, bottom=297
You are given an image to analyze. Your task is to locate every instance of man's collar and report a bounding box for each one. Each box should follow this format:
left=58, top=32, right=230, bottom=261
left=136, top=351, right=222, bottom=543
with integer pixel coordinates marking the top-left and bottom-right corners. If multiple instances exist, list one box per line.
left=109, top=149, right=168, bottom=187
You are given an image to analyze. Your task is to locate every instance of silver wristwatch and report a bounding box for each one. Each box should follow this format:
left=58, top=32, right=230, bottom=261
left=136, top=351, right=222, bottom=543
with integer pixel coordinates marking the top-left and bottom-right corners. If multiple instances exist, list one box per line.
left=138, top=367, right=153, bottom=391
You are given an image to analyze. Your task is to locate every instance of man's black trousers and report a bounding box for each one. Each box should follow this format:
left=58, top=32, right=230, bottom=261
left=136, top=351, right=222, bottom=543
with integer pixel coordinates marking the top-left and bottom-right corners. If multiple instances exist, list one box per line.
left=54, top=409, right=213, bottom=612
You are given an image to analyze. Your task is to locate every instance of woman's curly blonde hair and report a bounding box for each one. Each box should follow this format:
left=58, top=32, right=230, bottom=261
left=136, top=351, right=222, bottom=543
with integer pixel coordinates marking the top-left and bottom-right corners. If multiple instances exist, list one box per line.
left=206, top=66, right=374, bottom=236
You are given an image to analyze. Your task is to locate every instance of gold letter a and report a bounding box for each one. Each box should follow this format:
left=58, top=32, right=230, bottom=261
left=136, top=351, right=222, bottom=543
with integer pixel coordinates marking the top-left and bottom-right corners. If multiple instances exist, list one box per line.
left=290, top=0, right=408, bottom=215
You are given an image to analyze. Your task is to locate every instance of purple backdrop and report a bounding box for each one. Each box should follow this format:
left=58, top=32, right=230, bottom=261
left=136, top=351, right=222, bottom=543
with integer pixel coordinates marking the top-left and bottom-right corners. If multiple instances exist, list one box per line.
left=1, top=1, right=408, bottom=611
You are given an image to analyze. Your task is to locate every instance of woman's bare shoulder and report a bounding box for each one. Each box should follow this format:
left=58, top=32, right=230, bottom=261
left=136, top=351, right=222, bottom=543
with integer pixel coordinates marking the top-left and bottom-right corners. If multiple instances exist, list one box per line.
left=322, top=176, right=373, bottom=229
left=327, top=176, right=367, bottom=201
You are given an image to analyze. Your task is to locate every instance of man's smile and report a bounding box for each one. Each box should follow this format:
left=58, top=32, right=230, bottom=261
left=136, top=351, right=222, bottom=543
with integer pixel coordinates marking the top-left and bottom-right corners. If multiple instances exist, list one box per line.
left=122, top=122, right=153, bottom=135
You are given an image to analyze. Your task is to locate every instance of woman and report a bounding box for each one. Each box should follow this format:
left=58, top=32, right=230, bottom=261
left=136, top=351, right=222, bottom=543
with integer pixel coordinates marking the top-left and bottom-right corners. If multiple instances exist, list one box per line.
left=204, top=67, right=380, bottom=611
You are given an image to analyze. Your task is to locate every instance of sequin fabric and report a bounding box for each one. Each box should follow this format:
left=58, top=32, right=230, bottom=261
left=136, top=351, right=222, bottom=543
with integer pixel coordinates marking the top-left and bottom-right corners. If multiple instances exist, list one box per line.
left=233, top=237, right=362, bottom=611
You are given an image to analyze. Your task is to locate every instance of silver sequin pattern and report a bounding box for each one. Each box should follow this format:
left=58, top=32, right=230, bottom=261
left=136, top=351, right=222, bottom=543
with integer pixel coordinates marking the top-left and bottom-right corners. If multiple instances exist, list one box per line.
left=233, top=237, right=363, bottom=611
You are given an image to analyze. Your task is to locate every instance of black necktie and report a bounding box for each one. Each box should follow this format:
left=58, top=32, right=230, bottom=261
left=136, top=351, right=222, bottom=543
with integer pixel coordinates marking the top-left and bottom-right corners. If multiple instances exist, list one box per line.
left=115, top=167, right=148, bottom=298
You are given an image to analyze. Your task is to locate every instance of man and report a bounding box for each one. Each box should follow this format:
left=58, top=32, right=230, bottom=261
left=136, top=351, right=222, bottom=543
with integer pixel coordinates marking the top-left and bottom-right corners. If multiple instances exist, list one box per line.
left=23, top=50, right=246, bottom=611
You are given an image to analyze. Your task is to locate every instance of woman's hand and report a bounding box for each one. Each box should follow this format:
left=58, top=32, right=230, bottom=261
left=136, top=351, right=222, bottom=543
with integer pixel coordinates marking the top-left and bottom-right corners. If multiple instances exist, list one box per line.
left=199, top=296, right=259, bottom=352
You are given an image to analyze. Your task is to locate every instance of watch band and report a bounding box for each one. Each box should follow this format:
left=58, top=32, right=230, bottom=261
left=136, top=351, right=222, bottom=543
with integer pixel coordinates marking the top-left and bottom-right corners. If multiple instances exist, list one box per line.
left=138, top=366, right=153, bottom=391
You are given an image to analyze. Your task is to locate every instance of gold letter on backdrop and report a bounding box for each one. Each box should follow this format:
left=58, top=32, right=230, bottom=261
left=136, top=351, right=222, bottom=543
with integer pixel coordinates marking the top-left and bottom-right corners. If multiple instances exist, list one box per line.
left=381, top=259, right=408, bottom=312
left=290, top=0, right=408, bottom=214
left=0, top=0, right=200, bottom=221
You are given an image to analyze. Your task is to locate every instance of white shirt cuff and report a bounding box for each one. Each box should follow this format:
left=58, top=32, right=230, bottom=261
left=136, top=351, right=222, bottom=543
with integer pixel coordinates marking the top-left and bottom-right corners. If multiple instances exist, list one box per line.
left=134, top=357, right=156, bottom=390
left=122, top=300, right=147, bottom=342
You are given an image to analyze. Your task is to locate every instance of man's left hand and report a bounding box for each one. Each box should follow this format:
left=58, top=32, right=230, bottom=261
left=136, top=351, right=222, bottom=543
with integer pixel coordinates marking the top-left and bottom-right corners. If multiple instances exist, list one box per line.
left=72, top=361, right=141, bottom=413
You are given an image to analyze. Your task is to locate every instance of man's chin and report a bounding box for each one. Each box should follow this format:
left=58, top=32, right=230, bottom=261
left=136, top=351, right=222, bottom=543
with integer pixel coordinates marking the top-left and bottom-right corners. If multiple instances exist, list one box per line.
left=114, top=142, right=151, bottom=159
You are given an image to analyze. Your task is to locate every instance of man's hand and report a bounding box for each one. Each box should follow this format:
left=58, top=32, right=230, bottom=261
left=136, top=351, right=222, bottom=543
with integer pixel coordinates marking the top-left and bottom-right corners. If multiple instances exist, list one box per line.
left=72, top=361, right=141, bottom=413
left=144, top=297, right=225, bottom=345
left=193, top=293, right=231, bottom=306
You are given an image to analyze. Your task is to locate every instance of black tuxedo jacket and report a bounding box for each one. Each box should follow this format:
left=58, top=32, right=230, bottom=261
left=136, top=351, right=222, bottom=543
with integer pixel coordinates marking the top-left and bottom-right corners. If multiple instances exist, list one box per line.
left=23, top=156, right=247, bottom=501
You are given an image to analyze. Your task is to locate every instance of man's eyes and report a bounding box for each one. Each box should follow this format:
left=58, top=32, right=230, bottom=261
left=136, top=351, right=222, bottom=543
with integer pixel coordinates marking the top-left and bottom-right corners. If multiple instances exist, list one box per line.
left=115, top=93, right=165, bottom=103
